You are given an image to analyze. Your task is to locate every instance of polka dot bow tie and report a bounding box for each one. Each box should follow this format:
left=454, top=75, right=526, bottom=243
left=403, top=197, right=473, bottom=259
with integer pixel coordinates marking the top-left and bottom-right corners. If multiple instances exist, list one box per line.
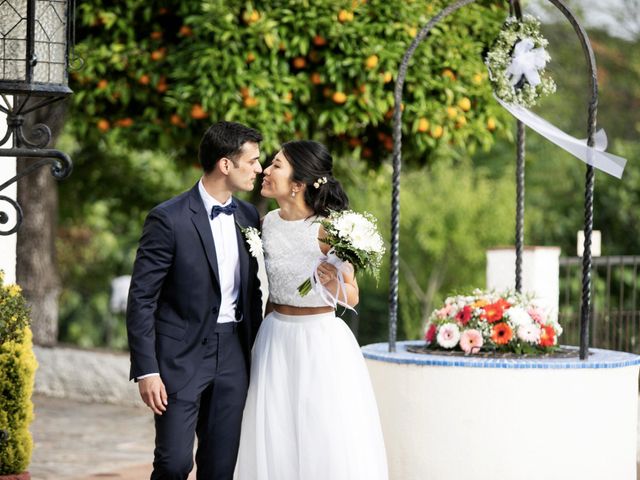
left=210, top=201, right=237, bottom=219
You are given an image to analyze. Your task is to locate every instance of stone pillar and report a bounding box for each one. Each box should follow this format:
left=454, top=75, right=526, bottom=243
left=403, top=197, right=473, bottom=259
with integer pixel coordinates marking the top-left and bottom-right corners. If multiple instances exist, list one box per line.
left=0, top=108, right=17, bottom=284
left=486, top=246, right=560, bottom=319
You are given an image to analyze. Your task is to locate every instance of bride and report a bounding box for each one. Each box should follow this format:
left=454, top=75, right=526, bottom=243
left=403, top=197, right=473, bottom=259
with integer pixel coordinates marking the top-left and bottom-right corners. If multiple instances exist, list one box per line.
left=235, top=140, right=388, bottom=479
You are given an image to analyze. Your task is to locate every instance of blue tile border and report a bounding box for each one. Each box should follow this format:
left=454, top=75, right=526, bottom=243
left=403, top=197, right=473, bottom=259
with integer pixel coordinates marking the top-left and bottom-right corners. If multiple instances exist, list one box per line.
left=361, top=341, right=640, bottom=369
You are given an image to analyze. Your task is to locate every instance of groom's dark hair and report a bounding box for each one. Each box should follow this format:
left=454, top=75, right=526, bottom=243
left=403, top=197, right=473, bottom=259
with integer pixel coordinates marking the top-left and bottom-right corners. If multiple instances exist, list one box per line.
left=199, top=121, right=263, bottom=173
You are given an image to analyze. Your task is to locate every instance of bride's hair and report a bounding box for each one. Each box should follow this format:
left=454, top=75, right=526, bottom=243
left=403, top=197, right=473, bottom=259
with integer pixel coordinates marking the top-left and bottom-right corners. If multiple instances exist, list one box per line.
left=281, top=140, right=349, bottom=217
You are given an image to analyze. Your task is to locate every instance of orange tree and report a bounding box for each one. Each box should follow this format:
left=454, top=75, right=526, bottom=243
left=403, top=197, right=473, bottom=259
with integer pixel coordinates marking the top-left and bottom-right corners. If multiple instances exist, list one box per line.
left=70, top=0, right=511, bottom=163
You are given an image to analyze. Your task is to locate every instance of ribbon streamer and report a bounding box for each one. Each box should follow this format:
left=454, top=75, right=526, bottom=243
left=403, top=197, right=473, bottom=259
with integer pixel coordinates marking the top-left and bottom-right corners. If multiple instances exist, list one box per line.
left=495, top=96, right=627, bottom=179
left=309, top=250, right=356, bottom=313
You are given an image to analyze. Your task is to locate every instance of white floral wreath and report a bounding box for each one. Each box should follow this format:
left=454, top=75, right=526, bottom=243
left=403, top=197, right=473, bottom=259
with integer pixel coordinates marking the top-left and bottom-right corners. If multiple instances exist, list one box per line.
left=485, top=14, right=556, bottom=107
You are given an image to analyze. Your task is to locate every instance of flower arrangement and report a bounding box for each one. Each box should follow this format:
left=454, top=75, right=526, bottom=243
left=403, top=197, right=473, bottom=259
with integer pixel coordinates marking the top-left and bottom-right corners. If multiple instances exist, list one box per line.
left=424, top=289, right=562, bottom=355
left=485, top=14, right=556, bottom=107
left=240, top=226, right=263, bottom=258
left=298, top=209, right=385, bottom=296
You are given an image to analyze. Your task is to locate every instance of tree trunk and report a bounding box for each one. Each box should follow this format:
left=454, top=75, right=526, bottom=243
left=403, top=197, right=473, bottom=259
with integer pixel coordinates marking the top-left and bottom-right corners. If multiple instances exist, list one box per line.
left=16, top=99, right=68, bottom=346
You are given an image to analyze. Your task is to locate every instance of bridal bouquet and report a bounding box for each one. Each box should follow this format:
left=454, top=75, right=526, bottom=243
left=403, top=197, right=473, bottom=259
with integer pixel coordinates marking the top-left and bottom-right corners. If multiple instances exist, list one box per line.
left=297, top=210, right=385, bottom=297
left=425, top=289, right=562, bottom=355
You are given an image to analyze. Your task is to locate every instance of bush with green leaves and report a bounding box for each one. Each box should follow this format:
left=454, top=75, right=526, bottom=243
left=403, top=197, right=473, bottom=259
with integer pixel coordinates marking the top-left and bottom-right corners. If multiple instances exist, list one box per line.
left=0, top=273, right=37, bottom=475
left=70, top=0, right=511, bottom=163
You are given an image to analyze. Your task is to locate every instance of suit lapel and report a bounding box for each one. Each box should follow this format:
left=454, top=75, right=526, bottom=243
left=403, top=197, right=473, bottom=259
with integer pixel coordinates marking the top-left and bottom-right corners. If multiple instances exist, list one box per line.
left=189, top=186, right=221, bottom=288
left=234, top=202, right=251, bottom=308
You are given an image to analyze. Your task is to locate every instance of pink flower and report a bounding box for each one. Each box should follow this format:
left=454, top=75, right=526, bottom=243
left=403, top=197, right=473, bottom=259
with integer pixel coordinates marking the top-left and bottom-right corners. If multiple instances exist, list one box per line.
left=527, top=307, right=545, bottom=324
left=436, top=323, right=460, bottom=349
left=459, top=329, right=483, bottom=354
left=437, top=304, right=454, bottom=319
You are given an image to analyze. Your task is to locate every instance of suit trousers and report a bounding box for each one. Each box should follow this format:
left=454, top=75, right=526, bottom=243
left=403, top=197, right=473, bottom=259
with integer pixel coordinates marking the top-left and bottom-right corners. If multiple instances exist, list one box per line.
left=151, top=323, right=248, bottom=480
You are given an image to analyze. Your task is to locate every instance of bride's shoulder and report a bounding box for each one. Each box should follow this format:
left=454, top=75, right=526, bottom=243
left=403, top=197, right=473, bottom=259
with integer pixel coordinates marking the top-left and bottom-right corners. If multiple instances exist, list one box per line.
left=262, top=209, right=281, bottom=226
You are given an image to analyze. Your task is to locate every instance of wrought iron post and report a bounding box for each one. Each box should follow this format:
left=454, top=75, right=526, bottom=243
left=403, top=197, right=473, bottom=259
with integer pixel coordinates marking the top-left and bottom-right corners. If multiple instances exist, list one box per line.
left=389, top=0, right=599, bottom=360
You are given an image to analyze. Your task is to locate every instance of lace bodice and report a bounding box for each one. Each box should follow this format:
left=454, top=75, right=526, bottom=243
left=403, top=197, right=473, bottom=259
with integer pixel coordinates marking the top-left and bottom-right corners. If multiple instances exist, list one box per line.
left=262, top=209, right=329, bottom=308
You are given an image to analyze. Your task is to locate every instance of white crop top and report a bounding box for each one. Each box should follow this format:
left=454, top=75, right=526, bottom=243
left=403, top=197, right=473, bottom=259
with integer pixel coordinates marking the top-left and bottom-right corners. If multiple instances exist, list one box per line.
left=262, top=209, right=330, bottom=308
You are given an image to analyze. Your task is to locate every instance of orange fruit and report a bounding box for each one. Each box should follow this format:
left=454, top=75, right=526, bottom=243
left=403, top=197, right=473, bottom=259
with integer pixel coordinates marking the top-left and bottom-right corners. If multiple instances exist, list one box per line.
left=455, top=115, right=467, bottom=128
left=115, top=117, right=134, bottom=128
left=150, top=48, right=166, bottom=61
left=240, top=87, right=250, bottom=98
left=446, top=106, right=458, bottom=119
left=138, top=74, right=150, bottom=85
left=156, top=78, right=168, bottom=93
left=283, top=111, right=293, bottom=122
left=179, top=25, right=193, bottom=37
left=283, top=91, right=293, bottom=101
left=97, top=119, right=110, bottom=132
left=313, top=35, right=327, bottom=46
left=382, top=71, right=393, bottom=83
left=362, top=147, right=373, bottom=158
left=310, top=72, right=322, bottom=85
left=322, top=87, right=333, bottom=98
left=457, top=97, right=471, bottom=112
left=150, top=31, right=163, bottom=40
left=332, top=91, right=347, bottom=104
left=246, top=52, right=256, bottom=63
left=338, top=10, right=353, bottom=23
left=170, top=114, right=184, bottom=127
left=190, top=104, right=208, bottom=119
left=383, top=137, right=393, bottom=151
left=292, top=57, right=306, bottom=69
left=365, top=54, right=379, bottom=69
left=243, top=96, right=259, bottom=108
left=243, top=10, right=260, bottom=25
left=472, top=73, right=483, bottom=85
left=487, top=117, right=496, bottom=131
left=442, top=68, right=456, bottom=81
left=158, top=7, right=169, bottom=15
left=417, top=118, right=430, bottom=132
left=97, top=79, right=108, bottom=90
left=308, top=51, right=321, bottom=63
left=407, top=27, right=418, bottom=37
left=348, top=137, right=362, bottom=148
left=431, top=125, right=444, bottom=139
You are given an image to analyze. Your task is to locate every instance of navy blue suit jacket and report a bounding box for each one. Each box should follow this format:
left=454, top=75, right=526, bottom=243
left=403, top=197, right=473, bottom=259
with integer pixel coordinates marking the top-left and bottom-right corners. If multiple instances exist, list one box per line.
left=126, top=183, right=263, bottom=394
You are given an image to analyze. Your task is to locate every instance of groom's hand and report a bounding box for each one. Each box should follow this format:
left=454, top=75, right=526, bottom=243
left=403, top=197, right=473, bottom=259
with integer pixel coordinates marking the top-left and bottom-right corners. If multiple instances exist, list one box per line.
left=138, top=376, right=168, bottom=415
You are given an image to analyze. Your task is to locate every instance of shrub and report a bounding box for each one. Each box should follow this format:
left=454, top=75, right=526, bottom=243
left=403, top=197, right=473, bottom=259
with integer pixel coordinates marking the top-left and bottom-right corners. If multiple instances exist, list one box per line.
left=0, top=273, right=37, bottom=475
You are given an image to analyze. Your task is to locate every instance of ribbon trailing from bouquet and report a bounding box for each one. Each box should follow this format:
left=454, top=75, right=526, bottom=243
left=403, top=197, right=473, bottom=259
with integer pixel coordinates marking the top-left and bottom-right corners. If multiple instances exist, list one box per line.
left=495, top=96, right=627, bottom=179
left=309, top=250, right=356, bottom=313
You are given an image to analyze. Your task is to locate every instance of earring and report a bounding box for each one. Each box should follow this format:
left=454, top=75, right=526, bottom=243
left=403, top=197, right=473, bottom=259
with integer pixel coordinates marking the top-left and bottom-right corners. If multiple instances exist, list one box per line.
left=291, top=191, right=296, bottom=198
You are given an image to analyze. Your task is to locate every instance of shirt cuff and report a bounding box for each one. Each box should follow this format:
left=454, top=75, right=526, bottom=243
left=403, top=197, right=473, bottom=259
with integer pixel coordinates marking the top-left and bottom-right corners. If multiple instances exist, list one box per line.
left=137, top=373, right=160, bottom=381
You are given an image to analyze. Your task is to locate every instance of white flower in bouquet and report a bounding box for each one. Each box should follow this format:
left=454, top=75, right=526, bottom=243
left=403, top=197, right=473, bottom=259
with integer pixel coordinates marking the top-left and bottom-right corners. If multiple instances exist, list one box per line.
left=297, top=209, right=385, bottom=297
left=517, top=323, right=541, bottom=343
left=437, top=323, right=460, bottom=349
left=506, top=306, right=533, bottom=326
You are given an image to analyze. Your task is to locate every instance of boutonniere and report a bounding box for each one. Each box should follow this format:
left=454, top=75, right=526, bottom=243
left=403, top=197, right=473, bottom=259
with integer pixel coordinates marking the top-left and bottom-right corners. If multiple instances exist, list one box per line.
left=240, top=225, right=263, bottom=258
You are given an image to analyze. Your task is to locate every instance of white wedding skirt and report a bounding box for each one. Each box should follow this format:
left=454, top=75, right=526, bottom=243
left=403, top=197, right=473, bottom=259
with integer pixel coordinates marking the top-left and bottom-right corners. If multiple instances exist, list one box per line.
left=235, top=310, right=388, bottom=480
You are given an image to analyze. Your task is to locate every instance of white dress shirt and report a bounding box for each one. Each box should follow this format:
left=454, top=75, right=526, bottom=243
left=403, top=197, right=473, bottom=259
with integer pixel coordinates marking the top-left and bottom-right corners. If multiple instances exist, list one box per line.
left=198, top=179, right=241, bottom=324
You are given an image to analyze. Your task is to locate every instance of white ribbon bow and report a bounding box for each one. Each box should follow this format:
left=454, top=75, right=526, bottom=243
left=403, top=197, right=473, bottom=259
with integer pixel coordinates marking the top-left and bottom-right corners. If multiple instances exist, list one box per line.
left=495, top=95, right=627, bottom=179
left=310, top=250, right=356, bottom=312
left=505, top=38, right=550, bottom=87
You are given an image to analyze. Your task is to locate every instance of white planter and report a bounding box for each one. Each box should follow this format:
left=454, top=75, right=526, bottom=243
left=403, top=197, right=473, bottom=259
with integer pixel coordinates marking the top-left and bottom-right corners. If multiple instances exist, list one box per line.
left=363, top=341, right=640, bottom=480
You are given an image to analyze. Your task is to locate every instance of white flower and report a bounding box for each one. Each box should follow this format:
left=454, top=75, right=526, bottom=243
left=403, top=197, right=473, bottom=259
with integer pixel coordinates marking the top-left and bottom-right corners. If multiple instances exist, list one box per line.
left=436, top=323, right=460, bottom=349
left=517, top=323, right=541, bottom=343
left=241, top=227, right=263, bottom=258
left=506, top=306, right=533, bottom=326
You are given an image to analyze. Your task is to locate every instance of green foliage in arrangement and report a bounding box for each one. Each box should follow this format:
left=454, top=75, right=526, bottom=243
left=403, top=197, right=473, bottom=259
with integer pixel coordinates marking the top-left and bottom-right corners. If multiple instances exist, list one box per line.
left=0, top=273, right=37, bottom=475
left=69, top=0, right=511, bottom=163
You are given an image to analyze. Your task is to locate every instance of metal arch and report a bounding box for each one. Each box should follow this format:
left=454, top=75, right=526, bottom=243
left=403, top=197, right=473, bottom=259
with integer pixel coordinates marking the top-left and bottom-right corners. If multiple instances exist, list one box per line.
left=389, top=0, right=599, bottom=361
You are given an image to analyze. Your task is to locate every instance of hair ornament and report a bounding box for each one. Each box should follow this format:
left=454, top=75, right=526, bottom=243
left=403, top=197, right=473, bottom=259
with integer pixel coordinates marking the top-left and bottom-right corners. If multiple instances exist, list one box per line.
left=313, top=177, right=328, bottom=189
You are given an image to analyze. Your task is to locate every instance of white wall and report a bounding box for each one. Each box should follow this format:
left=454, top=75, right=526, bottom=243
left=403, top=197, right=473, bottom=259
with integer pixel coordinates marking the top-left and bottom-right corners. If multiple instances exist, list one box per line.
left=486, top=246, right=560, bottom=320
left=0, top=108, right=17, bottom=284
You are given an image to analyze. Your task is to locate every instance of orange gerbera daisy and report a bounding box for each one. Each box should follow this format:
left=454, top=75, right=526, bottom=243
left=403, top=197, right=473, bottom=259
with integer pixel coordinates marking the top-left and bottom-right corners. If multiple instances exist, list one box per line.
left=491, top=322, right=513, bottom=345
left=495, top=298, right=511, bottom=310
left=472, top=299, right=489, bottom=308
left=482, top=302, right=505, bottom=323
left=540, top=324, right=556, bottom=347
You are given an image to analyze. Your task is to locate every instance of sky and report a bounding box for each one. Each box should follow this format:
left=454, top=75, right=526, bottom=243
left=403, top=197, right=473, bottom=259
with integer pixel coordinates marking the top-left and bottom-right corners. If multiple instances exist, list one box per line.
left=527, top=0, right=639, bottom=41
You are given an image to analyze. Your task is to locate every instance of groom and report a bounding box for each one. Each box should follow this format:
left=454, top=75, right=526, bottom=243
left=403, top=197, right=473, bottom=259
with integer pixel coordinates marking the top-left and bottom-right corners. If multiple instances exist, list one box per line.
left=126, top=121, right=264, bottom=480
